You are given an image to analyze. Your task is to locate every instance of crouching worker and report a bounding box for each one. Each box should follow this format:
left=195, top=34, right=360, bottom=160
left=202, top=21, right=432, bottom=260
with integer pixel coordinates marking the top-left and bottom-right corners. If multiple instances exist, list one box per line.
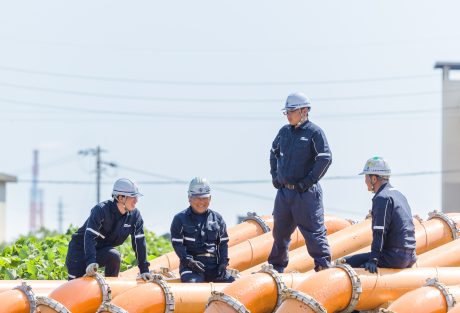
left=65, top=178, right=151, bottom=281
left=170, top=177, right=235, bottom=283
left=344, top=157, right=416, bottom=273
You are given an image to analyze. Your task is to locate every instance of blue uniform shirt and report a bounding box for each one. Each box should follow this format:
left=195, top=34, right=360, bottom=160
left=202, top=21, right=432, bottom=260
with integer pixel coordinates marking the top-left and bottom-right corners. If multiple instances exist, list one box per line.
left=69, top=200, right=150, bottom=273
left=370, top=183, right=416, bottom=261
left=170, top=207, right=230, bottom=265
left=270, top=120, right=332, bottom=187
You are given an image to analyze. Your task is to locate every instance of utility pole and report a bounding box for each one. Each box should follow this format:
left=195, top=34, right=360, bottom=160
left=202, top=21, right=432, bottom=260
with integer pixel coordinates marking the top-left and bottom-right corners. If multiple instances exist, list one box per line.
left=79, top=146, right=116, bottom=203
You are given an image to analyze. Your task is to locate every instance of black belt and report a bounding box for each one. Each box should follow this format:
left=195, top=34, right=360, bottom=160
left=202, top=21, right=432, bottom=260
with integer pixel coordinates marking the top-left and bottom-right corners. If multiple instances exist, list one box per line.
left=284, top=184, right=296, bottom=190
left=196, top=253, right=216, bottom=257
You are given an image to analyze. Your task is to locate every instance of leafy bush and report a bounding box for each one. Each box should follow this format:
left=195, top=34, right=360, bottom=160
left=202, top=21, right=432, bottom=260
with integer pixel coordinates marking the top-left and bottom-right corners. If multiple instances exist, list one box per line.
left=0, top=227, right=172, bottom=280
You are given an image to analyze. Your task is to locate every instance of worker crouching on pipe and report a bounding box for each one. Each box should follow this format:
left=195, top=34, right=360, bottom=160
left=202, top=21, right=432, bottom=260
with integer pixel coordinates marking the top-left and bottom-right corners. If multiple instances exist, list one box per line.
left=344, top=157, right=417, bottom=273
left=170, top=177, right=235, bottom=283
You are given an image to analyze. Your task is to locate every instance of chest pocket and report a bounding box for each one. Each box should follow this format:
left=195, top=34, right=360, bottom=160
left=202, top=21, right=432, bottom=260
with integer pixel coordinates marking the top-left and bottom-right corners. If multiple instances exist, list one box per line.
left=206, top=222, right=220, bottom=242
left=183, top=225, right=199, bottom=244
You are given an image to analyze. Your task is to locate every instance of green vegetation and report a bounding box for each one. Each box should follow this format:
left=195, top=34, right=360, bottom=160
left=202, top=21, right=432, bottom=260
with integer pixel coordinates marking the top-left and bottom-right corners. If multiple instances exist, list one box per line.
left=0, top=227, right=172, bottom=280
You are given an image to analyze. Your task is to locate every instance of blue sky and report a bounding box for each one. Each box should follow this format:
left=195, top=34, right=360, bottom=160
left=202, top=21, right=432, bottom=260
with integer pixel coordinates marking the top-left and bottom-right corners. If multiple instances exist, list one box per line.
left=1, top=1, right=459, bottom=241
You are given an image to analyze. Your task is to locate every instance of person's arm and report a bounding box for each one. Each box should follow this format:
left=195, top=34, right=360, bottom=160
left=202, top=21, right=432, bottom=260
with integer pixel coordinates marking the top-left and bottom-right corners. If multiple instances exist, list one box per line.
left=170, top=215, right=190, bottom=262
left=83, top=206, right=105, bottom=266
left=270, top=129, right=282, bottom=180
left=300, top=129, right=332, bottom=189
left=131, top=213, right=150, bottom=274
left=370, top=196, right=393, bottom=261
left=217, top=218, right=229, bottom=265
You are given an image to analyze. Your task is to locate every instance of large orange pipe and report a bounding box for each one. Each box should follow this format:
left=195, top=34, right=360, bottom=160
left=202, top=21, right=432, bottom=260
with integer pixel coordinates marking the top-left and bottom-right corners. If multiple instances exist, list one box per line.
left=0, top=280, right=66, bottom=296
left=0, top=289, right=33, bottom=313
left=276, top=268, right=460, bottom=313
left=385, top=283, right=460, bottom=313
left=101, top=282, right=229, bottom=313
left=242, top=218, right=372, bottom=275
left=414, top=238, right=460, bottom=267
left=120, top=214, right=274, bottom=278
left=447, top=301, right=460, bottom=313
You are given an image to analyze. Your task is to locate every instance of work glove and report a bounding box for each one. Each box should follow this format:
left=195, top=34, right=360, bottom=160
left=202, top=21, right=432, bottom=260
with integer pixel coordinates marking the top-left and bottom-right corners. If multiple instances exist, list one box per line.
left=138, top=272, right=153, bottom=281
left=85, top=263, right=99, bottom=276
left=187, top=258, right=206, bottom=273
left=295, top=181, right=310, bottom=193
left=364, top=258, right=378, bottom=274
left=217, top=263, right=228, bottom=279
left=272, top=178, right=282, bottom=189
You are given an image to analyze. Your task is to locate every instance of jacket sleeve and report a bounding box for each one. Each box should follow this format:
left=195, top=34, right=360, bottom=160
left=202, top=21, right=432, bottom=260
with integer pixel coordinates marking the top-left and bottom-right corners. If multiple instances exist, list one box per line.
left=270, top=129, right=282, bottom=180
left=84, top=206, right=105, bottom=266
left=170, top=215, right=190, bottom=262
left=370, top=196, right=393, bottom=261
left=218, top=218, right=230, bottom=265
left=301, top=129, right=332, bottom=187
left=131, top=213, right=150, bottom=274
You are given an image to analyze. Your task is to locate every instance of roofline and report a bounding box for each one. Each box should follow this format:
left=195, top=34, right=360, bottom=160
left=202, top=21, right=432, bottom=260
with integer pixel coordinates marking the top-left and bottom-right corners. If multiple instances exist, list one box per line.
left=434, top=62, right=460, bottom=70
left=0, top=173, right=17, bottom=183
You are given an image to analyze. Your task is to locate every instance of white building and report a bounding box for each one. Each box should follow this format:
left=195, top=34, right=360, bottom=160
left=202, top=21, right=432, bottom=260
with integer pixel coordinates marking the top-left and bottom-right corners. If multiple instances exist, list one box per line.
left=0, top=173, right=17, bottom=243
left=435, top=62, right=460, bottom=213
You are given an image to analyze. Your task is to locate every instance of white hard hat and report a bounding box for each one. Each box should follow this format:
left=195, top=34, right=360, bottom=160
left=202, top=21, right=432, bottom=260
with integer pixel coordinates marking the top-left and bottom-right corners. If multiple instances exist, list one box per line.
left=188, top=177, right=211, bottom=198
left=283, top=92, right=311, bottom=111
left=359, top=157, right=391, bottom=176
left=112, top=178, right=143, bottom=198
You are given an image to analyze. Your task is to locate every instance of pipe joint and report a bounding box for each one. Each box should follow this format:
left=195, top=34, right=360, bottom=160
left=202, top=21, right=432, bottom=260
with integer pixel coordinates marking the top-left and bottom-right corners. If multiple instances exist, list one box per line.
left=243, top=212, right=271, bottom=233
left=334, top=264, right=362, bottom=313
left=152, top=274, right=175, bottom=313
left=207, top=291, right=250, bottom=313
left=425, top=277, right=457, bottom=311
left=36, top=296, right=71, bottom=313
left=97, top=302, right=128, bottom=313
left=280, top=288, right=327, bottom=313
left=428, top=210, right=459, bottom=239
left=14, top=282, right=36, bottom=313
left=257, top=264, right=288, bottom=310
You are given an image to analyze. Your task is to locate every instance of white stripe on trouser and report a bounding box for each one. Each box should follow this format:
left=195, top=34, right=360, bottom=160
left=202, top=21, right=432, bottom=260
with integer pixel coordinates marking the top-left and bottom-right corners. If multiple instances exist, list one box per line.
left=373, top=226, right=384, bottom=230
left=220, top=237, right=229, bottom=241
left=86, top=228, right=105, bottom=239
left=181, top=271, right=193, bottom=276
left=172, top=238, right=184, bottom=243
left=317, top=153, right=331, bottom=157
left=68, top=274, right=76, bottom=278
left=135, top=234, right=145, bottom=239
left=184, top=237, right=195, bottom=242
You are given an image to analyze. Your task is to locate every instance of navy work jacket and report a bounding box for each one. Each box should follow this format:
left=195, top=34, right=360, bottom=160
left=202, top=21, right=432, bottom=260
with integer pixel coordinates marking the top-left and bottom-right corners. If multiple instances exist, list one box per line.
left=170, top=207, right=229, bottom=265
left=270, top=120, right=332, bottom=187
left=370, top=183, right=416, bottom=260
left=69, top=200, right=150, bottom=273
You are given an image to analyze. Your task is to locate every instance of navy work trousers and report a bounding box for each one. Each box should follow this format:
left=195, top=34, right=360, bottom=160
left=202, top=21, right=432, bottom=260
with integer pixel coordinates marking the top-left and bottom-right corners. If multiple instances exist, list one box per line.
left=180, top=256, right=235, bottom=283
left=345, top=249, right=417, bottom=269
left=268, top=185, right=331, bottom=272
left=66, top=242, right=121, bottom=280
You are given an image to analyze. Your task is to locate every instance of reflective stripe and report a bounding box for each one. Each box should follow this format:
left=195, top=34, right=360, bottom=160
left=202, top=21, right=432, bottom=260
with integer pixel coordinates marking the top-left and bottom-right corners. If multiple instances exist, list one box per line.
left=317, top=153, right=331, bottom=157
left=135, top=234, right=145, bottom=239
left=373, top=226, right=384, bottom=230
left=68, top=274, right=76, bottom=278
left=220, top=237, right=229, bottom=241
left=205, top=242, right=214, bottom=246
left=184, top=237, right=195, bottom=242
left=87, top=228, right=105, bottom=239
left=172, top=238, right=184, bottom=243
left=181, top=271, right=193, bottom=276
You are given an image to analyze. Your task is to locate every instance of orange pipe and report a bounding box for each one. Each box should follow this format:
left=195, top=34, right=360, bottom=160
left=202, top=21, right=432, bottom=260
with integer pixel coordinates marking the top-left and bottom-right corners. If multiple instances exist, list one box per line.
left=0, top=289, right=32, bottom=313
left=120, top=214, right=274, bottom=278
left=385, top=284, right=460, bottom=313
left=276, top=268, right=460, bottom=313
left=242, top=218, right=372, bottom=275
left=0, top=280, right=66, bottom=296
left=414, top=238, right=460, bottom=267
left=101, top=282, right=229, bottom=313
left=447, top=302, right=460, bottom=313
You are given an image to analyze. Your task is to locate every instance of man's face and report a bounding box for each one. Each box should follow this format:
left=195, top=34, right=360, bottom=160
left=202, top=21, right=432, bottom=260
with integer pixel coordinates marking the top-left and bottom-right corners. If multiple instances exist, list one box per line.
left=189, top=196, right=211, bottom=214
left=286, top=108, right=308, bottom=126
left=123, top=196, right=138, bottom=211
left=365, top=175, right=375, bottom=192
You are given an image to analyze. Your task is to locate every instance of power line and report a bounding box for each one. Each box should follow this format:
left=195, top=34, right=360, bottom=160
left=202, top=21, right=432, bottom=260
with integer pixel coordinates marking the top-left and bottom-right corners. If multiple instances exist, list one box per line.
left=0, top=65, right=437, bottom=86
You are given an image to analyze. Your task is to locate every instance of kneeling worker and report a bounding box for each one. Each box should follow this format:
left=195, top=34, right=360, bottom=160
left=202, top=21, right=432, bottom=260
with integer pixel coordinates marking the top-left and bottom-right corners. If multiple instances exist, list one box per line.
left=344, top=157, right=416, bottom=273
left=65, top=178, right=151, bottom=281
left=170, top=177, right=235, bottom=283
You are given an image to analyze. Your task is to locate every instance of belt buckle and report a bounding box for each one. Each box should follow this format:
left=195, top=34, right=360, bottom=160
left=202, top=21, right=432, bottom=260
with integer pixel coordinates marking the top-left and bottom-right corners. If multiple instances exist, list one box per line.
left=285, top=184, right=295, bottom=190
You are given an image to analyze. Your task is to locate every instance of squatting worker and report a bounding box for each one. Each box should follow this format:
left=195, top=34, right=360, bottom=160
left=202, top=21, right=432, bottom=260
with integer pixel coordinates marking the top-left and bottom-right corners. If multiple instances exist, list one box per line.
left=344, top=157, right=416, bottom=273
left=65, top=178, right=152, bottom=281
left=170, top=177, right=235, bottom=283
left=269, top=92, right=332, bottom=273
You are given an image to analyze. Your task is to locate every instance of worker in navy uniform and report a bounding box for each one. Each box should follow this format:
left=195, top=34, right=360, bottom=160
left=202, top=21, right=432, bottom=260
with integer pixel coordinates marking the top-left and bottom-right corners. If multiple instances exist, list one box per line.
left=344, top=157, right=417, bottom=273
left=65, top=178, right=152, bottom=281
left=269, top=92, right=332, bottom=273
left=170, top=177, right=235, bottom=283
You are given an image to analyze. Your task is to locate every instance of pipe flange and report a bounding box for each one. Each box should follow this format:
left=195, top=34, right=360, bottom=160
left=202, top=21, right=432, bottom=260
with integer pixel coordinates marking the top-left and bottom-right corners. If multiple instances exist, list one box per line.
left=14, top=282, right=36, bottom=313
left=257, top=264, right=287, bottom=310
left=413, top=214, right=424, bottom=224
left=428, top=210, right=459, bottom=240
left=152, top=274, right=175, bottom=313
left=97, top=302, right=128, bottom=313
left=280, top=288, right=327, bottom=313
left=91, top=273, right=112, bottom=303
left=36, top=296, right=71, bottom=313
left=334, top=264, right=362, bottom=313
left=243, top=212, right=271, bottom=233
left=207, top=291, right=250, bottom=313
left=425, top=278, right=456, bottom=311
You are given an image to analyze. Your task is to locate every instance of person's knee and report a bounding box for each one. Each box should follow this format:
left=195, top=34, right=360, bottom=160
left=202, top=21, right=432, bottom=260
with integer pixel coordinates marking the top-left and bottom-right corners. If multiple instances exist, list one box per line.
left=106, top=249, right=121, bottom=265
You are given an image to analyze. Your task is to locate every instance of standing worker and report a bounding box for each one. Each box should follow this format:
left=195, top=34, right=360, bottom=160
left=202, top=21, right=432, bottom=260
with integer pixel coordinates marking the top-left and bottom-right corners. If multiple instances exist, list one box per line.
left=269, top=92, right=332, bottom=273
left=344, top=157, right=416, bottom=273
left=170, top=177, right=235, bottom=283
left=65, top=178, right=152, bottom=281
